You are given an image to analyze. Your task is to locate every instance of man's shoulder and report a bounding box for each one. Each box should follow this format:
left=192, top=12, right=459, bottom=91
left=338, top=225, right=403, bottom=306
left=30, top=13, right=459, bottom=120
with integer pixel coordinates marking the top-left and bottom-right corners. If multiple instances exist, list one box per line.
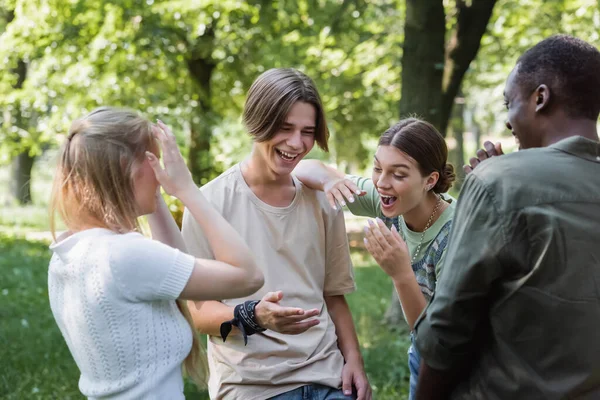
left=474, top=146, right=564, bottom=180
left=467, top=146, right=572, bottom=211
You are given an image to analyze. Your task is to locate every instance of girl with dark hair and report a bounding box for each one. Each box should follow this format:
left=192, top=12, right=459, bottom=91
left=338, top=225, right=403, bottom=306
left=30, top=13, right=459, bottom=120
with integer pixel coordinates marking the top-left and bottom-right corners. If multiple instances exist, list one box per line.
left=295, top=117, right=457, bottom=400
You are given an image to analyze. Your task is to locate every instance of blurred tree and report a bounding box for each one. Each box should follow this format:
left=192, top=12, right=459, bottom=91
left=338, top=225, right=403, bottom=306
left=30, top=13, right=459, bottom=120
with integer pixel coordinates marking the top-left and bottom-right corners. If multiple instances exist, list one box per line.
left=399, top=0, right=498, bottom=136
left=1, top=4, right=33, bottom=204
left=464, top=0, right=600, bottom=142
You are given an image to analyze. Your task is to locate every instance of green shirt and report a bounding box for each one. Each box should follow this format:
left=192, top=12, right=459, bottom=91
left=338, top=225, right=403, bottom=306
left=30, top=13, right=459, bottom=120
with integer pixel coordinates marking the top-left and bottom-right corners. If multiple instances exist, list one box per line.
left=414, top=136, right=600, bottom=399
left=346, top=175, right=456, bottom=301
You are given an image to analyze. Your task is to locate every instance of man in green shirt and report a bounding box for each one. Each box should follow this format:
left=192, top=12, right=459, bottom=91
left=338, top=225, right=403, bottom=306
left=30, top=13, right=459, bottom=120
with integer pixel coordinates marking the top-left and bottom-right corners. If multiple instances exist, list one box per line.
left=414, top=35, right=600, bottom=399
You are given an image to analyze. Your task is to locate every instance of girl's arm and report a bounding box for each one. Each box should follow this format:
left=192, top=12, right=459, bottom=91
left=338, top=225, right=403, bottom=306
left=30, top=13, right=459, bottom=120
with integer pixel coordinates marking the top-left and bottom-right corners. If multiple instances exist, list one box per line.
left=147, top=121, right=264, bottom=301
left=294, top=160, right=381, bottom=217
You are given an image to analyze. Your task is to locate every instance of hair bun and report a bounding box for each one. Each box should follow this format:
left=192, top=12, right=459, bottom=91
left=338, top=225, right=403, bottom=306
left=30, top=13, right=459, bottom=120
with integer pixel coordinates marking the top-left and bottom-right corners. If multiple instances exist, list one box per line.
left=434, top=163, right=456, bottom=193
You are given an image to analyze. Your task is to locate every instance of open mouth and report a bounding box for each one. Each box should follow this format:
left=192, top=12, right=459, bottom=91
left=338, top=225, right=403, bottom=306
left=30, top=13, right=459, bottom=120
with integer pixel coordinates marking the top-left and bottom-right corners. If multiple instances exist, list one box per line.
left=380, top=195, right=397, bottom=207
left=276, top=148, right=299, bottom=162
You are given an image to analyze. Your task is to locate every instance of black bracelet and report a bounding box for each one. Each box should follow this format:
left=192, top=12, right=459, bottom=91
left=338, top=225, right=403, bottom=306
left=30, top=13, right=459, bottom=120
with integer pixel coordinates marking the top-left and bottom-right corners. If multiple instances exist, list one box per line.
left=220, top=300, right=266, bottom=345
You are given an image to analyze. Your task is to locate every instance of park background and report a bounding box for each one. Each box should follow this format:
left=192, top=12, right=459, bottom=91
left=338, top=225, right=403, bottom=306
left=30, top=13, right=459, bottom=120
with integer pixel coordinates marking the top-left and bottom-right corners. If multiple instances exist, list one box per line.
left=1, top=0, right=600, bottom=398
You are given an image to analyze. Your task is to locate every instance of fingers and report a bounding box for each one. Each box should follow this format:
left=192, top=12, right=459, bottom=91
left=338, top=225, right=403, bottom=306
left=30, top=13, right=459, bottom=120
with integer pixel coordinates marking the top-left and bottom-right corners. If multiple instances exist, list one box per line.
left=280, top=318, right=320, bottom=334
left=342, top=368, right=353, bottom=398
left=326, top=179, right=367, bottom=210
left=155, top=120, right=181, bottom=162
left=390, top=224, right=404, bottom=244
left=365, top=219, right=392, bottom=250
left=145, top=151, right=166, bottom=182
left=326, top=192, right=338, bottom=210
left=339, top=178, right=365, bottom=204
left=331, top=189, right=347, bottom=209
left=273, top=306, right=309, bottom=318
left=468, top=156, right=480, bottom=171
left=465, top=141, right=506, bottom=174
left=495, top=142, right=504, bottom=155
left=484, top=141, right=497, bottom=156
left=374, top=218, right=395, bottom=247
left=152, top=122, right=173, bottom=164
left=476, top=148, right=488, bottom=161
left=346, top=180, right=364, bottom=197
left=280, top=312, right=321, bottom=324
left=364, top=237, right=383, bottom=263
left=339, top=184, right=356, bottom=205
left=356, top=379, right=367, bottom=400
left=268, top=307, right=320, bottom=333
left=261, top=291, right=283, bottom=303
left=157, top=119, right=175, bottom=138
left=363, top=223, right=383, bottom=255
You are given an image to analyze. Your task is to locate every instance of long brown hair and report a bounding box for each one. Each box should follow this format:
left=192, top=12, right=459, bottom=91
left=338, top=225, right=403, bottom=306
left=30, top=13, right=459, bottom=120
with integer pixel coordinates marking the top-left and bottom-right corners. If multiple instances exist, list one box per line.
left=243, top=68, right=330, bottom=151
left=49, top=107, right=207, bottom=387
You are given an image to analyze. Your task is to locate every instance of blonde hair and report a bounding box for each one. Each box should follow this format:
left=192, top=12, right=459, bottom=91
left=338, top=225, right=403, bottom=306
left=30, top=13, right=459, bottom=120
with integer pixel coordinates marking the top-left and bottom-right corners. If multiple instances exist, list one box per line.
left=49, top=106, right=207, bottom=387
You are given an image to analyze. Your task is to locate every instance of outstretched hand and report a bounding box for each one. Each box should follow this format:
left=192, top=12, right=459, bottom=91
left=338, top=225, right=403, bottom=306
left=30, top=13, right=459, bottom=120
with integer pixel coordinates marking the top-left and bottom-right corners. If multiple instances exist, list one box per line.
left=146, top=120, right=196, bottom=199
left=464, top=141, right=504, bottom=174
left=254, top=291, right=320, bottom=334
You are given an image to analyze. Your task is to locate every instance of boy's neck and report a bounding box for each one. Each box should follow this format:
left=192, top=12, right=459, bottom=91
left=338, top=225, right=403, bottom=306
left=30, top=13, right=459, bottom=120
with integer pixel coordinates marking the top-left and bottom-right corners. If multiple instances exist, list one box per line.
left=242, top=148, right=294, bottom=188
left=240, top=150, right=297, bottom=208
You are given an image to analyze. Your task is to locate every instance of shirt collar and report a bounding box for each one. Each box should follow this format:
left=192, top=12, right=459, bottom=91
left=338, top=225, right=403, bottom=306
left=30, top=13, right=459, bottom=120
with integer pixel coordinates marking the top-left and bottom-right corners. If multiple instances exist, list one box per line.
left=550, top=136, right=600, bottom=163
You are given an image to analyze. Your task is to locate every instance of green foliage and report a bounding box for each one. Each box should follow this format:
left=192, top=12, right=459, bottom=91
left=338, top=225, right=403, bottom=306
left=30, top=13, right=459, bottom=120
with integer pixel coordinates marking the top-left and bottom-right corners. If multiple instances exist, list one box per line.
left=0, top=0, right=406, bottom=174
left=0, top=233, right=409, bottom=399
left=463, top=0, right=600, bottom=137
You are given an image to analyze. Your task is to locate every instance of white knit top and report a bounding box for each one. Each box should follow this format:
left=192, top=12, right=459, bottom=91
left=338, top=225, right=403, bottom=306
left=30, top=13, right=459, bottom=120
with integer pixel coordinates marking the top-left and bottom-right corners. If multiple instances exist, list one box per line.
left=48, top=228, right=196, bottom=399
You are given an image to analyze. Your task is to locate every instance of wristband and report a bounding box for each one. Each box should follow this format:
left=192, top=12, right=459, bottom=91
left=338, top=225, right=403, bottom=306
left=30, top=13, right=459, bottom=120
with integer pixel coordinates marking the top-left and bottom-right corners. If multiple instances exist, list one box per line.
left=220, top=300, right=266, bottom=345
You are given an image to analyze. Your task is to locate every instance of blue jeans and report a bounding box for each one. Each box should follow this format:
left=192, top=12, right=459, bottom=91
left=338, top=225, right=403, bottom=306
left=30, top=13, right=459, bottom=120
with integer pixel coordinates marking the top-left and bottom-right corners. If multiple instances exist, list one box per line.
left=268, top=384, right=356, bottom=400
left=408, top=333, right=421, bottom=400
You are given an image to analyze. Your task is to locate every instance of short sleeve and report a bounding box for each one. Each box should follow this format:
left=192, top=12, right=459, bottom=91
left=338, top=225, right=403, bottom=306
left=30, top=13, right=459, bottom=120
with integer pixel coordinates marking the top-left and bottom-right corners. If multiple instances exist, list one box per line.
left=110, top=233, right=195, bottom=302
left=345, top=175, right=382, bottom=218
left=181, top=205, right=215, bottom=259
left=323, top=198, right=356, bottom=297
left=414, top=174, right=509, bottom=371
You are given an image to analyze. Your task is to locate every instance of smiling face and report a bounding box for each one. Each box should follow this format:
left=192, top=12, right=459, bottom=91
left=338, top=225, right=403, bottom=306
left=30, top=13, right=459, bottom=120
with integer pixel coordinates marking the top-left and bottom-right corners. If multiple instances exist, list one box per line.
left=371, top=145, right=437, bottom=218
left=504, top=65, right=544, bottom=150
left=254, top=101, right=316, bottom=177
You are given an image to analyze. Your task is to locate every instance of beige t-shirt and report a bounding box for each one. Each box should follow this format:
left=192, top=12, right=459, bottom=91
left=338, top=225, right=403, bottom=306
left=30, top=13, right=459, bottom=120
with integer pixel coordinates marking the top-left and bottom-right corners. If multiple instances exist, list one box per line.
left=181, top=164, right=356, bottom=400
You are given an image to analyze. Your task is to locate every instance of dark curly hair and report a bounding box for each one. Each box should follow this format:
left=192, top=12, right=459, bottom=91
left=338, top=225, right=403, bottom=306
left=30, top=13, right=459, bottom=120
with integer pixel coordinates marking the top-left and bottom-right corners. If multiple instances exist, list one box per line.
left=379, top=118, right=455, bottom=194
left=515, top=34, right=600, bottom=120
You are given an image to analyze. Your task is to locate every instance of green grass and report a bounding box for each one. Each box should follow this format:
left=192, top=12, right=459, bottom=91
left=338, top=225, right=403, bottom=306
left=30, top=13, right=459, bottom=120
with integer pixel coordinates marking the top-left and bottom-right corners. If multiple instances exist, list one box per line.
left=0, top=233, right=409, bottom=399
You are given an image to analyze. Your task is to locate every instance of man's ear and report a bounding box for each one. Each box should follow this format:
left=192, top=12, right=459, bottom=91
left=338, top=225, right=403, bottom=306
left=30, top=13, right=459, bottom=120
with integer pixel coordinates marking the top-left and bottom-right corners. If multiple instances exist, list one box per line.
left=535, top=84, right=551, bottom=112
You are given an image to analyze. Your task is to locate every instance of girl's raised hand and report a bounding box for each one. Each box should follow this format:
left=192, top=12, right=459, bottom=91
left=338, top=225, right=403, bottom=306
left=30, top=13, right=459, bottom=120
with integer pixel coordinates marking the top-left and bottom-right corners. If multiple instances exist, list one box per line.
left=146, top=120, right=196, bottom=199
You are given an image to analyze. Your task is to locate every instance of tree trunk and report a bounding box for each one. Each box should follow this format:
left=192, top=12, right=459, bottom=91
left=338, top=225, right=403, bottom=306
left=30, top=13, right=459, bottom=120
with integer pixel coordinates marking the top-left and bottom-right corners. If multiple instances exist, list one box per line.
left=383, top=290, right=408, bottom=330
left=186, top=36, right=216, bottom=185
left=399, top=0, right=446, bottom=129
left=400, top=0, right=497, bottom=136
left=450, top=93, right=466, bottom=192
left=439, top=0, right=497, bottom=136
left=10, top=150, right=35, bottom=204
